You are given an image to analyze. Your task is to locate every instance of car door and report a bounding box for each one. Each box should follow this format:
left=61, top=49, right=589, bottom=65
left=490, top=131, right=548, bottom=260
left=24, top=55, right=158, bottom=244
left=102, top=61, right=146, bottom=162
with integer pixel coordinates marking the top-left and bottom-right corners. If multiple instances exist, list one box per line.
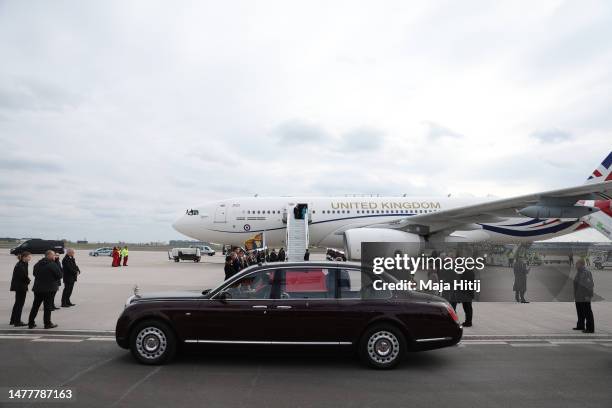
left=192, top=269, right=277, bottom=342
left=267, top=267, right=342, bottom=343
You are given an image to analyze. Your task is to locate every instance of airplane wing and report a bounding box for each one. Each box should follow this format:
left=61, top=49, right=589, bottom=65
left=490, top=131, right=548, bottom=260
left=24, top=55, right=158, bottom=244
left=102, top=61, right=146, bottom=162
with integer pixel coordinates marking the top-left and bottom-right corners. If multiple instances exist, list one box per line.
left=367, top=180, right=612, bottom=235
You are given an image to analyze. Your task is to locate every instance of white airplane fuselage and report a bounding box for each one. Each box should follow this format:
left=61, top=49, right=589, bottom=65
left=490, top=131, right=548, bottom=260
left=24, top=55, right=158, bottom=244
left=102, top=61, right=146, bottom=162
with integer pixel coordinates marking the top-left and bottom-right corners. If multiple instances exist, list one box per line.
left=172, top=196, right=583, bottom=248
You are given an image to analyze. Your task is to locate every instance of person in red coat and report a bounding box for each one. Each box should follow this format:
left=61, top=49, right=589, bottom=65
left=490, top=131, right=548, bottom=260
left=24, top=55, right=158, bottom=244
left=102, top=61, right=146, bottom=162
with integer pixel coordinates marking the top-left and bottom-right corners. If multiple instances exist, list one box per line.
left=111, top=247, right=120, bottom=267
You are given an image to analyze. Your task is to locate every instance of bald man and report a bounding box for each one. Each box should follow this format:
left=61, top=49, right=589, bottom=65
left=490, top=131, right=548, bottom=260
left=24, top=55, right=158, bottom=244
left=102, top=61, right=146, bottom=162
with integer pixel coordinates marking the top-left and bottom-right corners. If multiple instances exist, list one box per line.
left=61, top=249, right=80, bottom=307
left=29, top=250, right=62, bottom=329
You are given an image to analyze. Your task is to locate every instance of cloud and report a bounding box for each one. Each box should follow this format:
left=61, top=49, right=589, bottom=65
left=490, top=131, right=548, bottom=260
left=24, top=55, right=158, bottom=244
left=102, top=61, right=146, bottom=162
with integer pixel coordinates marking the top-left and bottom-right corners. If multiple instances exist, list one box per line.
left=271, top=119, right=330, bottom=145
left=340, top=127, right=385, bottom=152
left=0, top=77, right=81, bottom=111
left=0, top=156, right=63, bottom=172
left=422, top=121, right=464, bottom=140
left=530, top=129, right=573, bottom=143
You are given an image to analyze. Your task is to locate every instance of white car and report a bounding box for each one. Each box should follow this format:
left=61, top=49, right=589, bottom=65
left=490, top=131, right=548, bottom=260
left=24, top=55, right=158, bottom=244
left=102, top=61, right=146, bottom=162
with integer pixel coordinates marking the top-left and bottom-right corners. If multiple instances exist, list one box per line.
left=89, top=247, right=113, bottom=257
left=190, top=245, right=215, bottom=256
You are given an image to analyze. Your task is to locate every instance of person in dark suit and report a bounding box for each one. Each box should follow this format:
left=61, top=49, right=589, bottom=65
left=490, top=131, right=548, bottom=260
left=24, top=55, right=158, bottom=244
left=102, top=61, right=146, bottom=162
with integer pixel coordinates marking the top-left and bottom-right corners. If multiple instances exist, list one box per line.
left=450, top=249, right=476, bottom=327
left=269, top=249, right=278, bottom=262
left=224, top=254, right=234, bottom=280
left=303, top=249, right=310, bottom=261
left=278, top=248, right=286, bottom=262
left=61, top=248, right=80, bottom=307
left=28, top=250, right=62, bottom=329
left=51, top=253, right=63, bottom=310
left=573, top=259, right=595, bottom=333
left=513, top=256, right=530, bottom=303
left=10, top=251, right=32, bottom=327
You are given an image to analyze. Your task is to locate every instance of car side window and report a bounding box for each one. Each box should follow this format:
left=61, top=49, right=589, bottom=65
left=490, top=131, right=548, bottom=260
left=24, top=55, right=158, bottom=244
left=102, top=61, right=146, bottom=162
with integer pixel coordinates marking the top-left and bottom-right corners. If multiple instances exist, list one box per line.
left=224, top=270, right=276, bottom=299
left=338, top=269, right=362, bottom=299
left=280, top=268, right=335, bottom=299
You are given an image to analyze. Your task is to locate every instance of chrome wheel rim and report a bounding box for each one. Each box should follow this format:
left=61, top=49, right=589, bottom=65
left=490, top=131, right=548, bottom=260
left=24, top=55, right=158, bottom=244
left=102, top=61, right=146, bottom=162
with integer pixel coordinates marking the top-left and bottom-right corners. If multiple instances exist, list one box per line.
left=136, top=327, right=167, bottom=360
left=367, top=331, right=399, bottom=364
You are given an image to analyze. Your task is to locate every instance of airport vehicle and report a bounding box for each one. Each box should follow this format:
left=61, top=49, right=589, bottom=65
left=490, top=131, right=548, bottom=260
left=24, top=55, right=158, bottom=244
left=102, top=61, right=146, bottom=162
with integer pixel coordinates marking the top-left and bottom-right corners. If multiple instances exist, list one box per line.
left=594, top=251, right=612, bottom=270
left=189, top=245, right=215, bottom=256
left=89, top=247, right=113, bottom=257
left=10, top=239, right=64, bottom=255
left=172, top=152, right=612, bottom=260
left=326, top=248, right=347, bottom=261
left=116, top=261, right=462, bottom=369
left=170, top=247, right=201, bottom=262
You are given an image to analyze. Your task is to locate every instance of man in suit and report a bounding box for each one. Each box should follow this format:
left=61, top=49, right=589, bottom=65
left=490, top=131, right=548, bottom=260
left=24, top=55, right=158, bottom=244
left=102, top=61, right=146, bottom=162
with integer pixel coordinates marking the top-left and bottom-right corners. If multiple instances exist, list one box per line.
left=573, top=259, right=595, bottom=333
left=61, top=248, right=80, bottom=307
left=28, top=250, right=62, bottom=329
left=513, top=256, right=530, bottom=303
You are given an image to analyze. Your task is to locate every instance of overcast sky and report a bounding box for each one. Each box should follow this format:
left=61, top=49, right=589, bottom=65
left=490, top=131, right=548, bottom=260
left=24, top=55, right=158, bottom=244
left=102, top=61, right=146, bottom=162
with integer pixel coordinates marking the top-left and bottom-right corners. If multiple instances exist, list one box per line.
left=0, top=0, right=611, bottom=242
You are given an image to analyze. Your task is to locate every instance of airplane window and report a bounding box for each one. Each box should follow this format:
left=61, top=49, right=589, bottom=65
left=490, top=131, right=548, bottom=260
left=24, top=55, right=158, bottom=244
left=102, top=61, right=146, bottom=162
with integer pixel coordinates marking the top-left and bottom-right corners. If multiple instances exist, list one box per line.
left=267, top=210, right=270, bottom=214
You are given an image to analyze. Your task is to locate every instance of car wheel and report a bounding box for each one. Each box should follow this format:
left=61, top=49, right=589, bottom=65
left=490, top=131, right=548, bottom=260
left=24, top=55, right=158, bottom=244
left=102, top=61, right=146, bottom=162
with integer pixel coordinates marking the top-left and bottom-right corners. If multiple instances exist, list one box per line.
left=130, top=320, right=176, bottom=365
left=94, top=253, right=98, bottom=257
left=359, top=324, right=406, bottom=369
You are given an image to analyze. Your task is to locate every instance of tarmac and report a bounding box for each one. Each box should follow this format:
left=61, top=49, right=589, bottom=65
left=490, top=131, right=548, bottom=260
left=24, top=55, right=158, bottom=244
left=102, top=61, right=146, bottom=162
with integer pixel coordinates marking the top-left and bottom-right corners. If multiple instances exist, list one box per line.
left=1, top=249, right=611, bottom=336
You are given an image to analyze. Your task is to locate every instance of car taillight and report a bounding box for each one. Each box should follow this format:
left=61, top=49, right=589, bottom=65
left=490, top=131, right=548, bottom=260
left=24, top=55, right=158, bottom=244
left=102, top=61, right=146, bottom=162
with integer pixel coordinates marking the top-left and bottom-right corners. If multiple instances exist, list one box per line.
left=445, top=304, right=459, bottom=323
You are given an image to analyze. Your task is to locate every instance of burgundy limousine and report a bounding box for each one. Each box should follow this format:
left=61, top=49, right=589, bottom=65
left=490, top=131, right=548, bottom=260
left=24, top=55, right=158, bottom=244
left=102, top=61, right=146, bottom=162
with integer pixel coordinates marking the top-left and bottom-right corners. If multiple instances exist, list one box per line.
left=116, top=261, right=462, bottom=369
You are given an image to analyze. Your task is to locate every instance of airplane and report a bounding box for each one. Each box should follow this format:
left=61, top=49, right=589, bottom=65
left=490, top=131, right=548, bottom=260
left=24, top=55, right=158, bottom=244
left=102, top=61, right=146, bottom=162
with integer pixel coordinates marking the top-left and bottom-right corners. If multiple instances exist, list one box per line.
left=172, top=151, right=612, bottom=260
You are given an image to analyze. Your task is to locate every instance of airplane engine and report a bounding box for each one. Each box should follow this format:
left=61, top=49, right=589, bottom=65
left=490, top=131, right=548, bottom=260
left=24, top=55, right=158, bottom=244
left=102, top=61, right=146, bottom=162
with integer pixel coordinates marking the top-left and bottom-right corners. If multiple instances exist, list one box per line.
left=518, top=205, right=598, bottom=219
left=343, top=228, right=424, bottom=261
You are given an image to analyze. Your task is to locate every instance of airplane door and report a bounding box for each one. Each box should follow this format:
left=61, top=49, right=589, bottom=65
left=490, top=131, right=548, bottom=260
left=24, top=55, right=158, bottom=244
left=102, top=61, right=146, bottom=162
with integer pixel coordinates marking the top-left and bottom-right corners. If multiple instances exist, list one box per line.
left=214, top=204, right=227, bottom=223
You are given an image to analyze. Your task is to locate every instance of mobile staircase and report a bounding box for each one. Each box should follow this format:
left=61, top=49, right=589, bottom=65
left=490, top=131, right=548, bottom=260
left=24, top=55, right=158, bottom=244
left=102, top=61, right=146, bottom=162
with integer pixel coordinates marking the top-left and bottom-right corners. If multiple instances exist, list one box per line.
left=285, top=203, right=310, bottom=261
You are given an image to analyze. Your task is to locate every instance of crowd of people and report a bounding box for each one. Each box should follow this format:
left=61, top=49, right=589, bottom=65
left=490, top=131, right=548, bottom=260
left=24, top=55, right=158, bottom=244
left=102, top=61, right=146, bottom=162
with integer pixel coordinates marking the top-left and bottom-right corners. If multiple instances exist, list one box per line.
left=9, top=249, right=81, bottom=329
left=224, top=247, right=286, bottom=280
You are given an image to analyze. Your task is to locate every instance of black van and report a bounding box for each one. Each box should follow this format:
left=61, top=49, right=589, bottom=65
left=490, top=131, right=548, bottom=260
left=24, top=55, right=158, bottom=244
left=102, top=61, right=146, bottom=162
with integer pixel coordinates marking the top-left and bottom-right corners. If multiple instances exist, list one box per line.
left=10, top=239, right=65, bottom=255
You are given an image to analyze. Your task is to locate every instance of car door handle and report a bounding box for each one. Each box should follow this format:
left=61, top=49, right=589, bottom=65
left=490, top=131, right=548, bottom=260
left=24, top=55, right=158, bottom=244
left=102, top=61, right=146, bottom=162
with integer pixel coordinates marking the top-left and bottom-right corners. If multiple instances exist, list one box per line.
left=276, top=305, right=292, bottom=309
left=252, top=305, right=268, bottom=309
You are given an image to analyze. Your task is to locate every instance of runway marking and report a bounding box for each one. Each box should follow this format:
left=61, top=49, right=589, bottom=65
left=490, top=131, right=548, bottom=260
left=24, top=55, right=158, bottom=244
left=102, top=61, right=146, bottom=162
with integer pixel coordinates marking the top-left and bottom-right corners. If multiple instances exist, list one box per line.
left=0, top=335, right=41, bottom=340
left=31, top=338, right=83, bottom=343
left=509, top=343, right=558, bottom=347
left=86, top=337, right=115, bottom=341
left=109, top=366, right=162, bottom=408
left=60, top=355, right=121, bottom=386
left=460, top=341, right=507, bottom=345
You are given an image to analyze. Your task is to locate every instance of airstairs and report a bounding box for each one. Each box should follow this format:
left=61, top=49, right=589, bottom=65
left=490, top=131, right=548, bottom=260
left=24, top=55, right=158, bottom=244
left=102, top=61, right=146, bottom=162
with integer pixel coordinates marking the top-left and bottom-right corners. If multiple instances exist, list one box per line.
left=285, top=204, right=309, bottom=261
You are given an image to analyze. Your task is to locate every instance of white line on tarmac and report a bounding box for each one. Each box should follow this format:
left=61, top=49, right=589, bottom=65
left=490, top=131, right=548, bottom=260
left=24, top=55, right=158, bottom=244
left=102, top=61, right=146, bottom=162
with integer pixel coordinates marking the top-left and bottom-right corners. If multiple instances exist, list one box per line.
left=0, top=335, right=41, bottom=339
left=509, top=343, right=559, bottom=347
left=31, top=338, right=84, bottom=343
left=460, top=341, right=508, bottom=345
left=86, top=337, right=115, bottom=341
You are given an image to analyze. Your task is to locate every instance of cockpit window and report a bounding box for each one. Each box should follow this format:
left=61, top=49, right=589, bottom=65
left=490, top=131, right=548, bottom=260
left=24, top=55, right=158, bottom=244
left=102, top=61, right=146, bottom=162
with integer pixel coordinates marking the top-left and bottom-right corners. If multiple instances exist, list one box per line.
left=186, top=209, right=199, bottom=216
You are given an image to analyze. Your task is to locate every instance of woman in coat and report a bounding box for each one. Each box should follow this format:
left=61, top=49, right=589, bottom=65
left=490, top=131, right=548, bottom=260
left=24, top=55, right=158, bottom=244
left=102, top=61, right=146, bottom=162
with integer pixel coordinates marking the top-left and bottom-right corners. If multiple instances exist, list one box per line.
left=10, top=251, right=32, bottom=326
left=111, top=247, right=120, bottom=267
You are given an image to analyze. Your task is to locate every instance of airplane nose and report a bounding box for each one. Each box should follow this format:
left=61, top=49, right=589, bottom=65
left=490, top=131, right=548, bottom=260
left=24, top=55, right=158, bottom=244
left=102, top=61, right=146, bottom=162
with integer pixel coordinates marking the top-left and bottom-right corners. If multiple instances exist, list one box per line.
left=172, top=216, right=188, bottom=234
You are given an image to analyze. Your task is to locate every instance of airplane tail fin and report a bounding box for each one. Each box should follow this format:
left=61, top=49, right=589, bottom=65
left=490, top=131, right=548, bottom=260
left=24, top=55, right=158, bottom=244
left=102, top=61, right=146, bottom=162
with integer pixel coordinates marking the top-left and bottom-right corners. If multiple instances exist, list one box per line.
left=581, top=201, right=612, bottom=239
left=585, top=151, right=612, bottom=189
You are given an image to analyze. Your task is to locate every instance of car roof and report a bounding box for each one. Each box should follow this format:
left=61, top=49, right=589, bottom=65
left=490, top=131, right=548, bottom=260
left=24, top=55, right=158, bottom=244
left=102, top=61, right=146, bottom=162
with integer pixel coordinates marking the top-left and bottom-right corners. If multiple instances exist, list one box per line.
left=239, top=260, right=361, bottom=274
